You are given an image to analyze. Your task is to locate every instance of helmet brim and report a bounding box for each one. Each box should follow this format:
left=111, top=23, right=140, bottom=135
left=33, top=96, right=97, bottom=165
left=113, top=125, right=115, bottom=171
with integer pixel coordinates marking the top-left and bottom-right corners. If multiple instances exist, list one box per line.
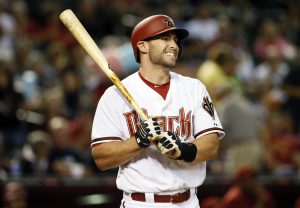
left=143, top=27, right=189, bottom=41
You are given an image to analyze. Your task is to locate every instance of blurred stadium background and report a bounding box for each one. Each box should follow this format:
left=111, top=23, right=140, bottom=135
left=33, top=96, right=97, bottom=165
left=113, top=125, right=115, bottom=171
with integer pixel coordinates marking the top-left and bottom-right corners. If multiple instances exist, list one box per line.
left=0, top=0, right=300, bottom=207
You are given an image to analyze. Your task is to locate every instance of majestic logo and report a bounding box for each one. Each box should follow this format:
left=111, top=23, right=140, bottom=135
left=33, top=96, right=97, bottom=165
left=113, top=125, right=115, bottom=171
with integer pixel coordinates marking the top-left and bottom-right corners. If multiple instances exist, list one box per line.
left=163, top=18, right=174, bottom=27
left=124, top=108, right=192, bottom=140
left=202, top=96, right=215, bottom=119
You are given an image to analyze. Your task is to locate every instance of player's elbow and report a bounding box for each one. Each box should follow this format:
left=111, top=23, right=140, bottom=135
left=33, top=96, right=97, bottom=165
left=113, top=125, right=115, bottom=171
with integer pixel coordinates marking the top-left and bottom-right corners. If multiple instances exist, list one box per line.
left=93, top=154, right=118, bottom=171
left=94, top=159, right=112, bottom=171
left=198, top=144, right=219, bottom=162
left=92, top=144, right=116, bottom=171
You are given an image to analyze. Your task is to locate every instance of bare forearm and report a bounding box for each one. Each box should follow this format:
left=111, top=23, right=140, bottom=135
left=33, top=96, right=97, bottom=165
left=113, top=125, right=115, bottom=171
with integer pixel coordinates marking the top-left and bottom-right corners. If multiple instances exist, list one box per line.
left=92, top=137, right=142, bottom=170
left=192, top=133, right=220, bottom=163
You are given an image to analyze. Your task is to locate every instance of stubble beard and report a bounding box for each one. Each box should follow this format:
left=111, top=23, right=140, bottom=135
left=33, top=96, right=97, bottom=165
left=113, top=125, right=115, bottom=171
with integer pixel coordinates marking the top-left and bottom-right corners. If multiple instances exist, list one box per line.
left=149, top=50, right=177, bottom=69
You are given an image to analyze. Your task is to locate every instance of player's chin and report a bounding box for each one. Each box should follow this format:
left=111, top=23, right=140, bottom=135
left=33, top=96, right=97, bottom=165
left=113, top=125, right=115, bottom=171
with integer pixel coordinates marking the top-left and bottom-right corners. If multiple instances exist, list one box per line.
left=162, top=59, right=177, bottom=68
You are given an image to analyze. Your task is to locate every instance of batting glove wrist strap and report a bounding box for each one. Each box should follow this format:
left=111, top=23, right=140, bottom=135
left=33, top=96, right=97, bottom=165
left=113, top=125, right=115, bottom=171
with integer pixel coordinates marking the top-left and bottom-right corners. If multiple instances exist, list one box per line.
left=177, top=142, right=197, bottom=162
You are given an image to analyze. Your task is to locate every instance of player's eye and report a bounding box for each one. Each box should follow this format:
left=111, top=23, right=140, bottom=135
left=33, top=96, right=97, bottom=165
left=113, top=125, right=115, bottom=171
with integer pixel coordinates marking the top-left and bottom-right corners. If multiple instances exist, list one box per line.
left=160, top=36, right=169, bottom=41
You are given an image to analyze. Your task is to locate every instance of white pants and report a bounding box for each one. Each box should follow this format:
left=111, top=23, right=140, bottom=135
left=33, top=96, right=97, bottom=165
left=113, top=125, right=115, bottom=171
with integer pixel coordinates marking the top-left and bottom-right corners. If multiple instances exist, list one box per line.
left=120, top=190, right=200, bottom=208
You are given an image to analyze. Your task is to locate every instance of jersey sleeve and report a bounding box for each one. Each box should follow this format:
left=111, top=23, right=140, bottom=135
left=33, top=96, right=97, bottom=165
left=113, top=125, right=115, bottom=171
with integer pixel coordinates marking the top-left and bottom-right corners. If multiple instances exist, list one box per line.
left=193, top=84, right=225, bottom=139
left=91, top=87, right=124, bottom=147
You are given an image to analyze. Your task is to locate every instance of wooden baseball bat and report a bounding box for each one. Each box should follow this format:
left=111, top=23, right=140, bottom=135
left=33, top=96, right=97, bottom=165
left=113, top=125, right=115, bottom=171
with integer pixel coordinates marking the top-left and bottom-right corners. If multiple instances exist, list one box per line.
left=59, top=9, right=148, bottom=121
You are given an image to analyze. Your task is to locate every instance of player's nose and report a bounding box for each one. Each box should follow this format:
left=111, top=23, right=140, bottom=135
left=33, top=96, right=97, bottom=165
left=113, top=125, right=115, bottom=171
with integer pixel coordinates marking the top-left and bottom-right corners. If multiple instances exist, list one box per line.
left=170, top=40, right=179, bottom=49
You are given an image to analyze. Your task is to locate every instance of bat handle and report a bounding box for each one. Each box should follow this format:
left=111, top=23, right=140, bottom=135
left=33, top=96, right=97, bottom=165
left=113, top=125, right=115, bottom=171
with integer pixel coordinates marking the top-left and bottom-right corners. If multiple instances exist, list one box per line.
left=135, top=107, right=148, bottom=121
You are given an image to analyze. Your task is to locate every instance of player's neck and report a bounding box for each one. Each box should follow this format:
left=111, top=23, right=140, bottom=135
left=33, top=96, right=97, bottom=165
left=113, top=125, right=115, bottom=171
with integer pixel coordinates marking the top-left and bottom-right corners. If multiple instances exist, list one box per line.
left=139, top=67, right=170, bottom=85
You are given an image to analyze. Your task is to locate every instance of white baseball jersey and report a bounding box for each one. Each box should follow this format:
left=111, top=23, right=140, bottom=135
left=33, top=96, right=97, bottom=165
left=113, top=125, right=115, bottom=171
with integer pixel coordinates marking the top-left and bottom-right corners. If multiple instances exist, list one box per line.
left=91, top=71, right=224, bottom=193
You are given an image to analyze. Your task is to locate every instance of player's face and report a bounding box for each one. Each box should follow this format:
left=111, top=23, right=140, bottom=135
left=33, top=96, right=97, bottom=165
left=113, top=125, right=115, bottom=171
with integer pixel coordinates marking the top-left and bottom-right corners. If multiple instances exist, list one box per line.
left=147, top=32, right=179, bottom=68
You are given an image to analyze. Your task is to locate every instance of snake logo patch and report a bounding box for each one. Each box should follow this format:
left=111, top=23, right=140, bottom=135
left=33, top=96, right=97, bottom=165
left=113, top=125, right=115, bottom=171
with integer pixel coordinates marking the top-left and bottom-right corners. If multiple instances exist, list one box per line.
left=202, top=96, right=215, bottom=119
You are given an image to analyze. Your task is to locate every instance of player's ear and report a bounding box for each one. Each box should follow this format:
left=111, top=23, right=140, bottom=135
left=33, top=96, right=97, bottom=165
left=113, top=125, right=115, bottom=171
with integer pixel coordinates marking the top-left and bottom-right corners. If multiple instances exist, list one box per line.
left=137, top=41, right=148, bottom=54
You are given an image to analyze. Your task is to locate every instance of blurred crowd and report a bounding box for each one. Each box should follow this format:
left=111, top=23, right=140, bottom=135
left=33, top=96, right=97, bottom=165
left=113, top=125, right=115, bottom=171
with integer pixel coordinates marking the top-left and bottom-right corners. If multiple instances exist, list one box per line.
left=0, top=0, right=300, bottom=206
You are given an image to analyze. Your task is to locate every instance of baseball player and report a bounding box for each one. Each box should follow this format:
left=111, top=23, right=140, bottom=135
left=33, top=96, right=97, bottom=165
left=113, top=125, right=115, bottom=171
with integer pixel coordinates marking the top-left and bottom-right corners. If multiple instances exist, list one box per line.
left=91, top=14, right=225, bottom=208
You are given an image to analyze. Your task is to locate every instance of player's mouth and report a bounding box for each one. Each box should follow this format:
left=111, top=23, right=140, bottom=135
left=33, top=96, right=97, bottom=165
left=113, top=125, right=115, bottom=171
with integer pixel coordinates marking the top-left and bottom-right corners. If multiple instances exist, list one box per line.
left=164, top=51, right=177, bottom=59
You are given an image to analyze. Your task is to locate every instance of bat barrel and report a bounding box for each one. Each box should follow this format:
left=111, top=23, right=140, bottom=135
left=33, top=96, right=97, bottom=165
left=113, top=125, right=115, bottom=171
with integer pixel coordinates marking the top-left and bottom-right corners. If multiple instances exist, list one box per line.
left=59, top=9, right=148, bottom=121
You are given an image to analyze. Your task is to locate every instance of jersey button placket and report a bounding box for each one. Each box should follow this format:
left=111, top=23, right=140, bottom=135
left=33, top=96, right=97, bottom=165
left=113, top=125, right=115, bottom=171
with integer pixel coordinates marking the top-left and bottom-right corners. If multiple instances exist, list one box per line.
left=157, top=97, right=165, bottom=115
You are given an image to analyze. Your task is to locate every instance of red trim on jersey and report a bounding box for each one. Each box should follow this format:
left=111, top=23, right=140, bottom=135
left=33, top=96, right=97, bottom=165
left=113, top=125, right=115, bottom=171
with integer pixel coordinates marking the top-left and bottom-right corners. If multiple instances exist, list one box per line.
left=195, top=127, right=224, bottom=139
left=91, top=137, right=122, bottom=147
left=138, top=71, right=170, bottom=100
left=91, top=143, right=102, bottom=148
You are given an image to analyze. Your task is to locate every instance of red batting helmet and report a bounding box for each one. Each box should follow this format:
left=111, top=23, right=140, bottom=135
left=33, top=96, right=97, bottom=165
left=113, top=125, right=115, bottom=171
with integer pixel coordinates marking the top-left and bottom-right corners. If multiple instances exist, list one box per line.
left=131, top=14, right=189, bottom=63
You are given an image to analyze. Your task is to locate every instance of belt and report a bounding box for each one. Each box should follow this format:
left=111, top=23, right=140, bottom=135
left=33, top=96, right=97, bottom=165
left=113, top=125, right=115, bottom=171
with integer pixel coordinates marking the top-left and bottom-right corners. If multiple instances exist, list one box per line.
left=130, top=189, right=191, bottom=203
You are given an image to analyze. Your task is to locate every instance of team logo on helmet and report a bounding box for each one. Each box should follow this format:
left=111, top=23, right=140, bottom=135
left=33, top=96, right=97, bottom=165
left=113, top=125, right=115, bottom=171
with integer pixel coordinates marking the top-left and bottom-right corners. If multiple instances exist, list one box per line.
left=163, top=18, right=174, bottom=27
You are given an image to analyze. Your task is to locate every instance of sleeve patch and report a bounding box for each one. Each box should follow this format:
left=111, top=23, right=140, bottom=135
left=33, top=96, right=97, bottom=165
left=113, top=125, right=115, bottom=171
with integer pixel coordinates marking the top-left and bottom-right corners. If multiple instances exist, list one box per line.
left=202, top=96, right=215, bottom=119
